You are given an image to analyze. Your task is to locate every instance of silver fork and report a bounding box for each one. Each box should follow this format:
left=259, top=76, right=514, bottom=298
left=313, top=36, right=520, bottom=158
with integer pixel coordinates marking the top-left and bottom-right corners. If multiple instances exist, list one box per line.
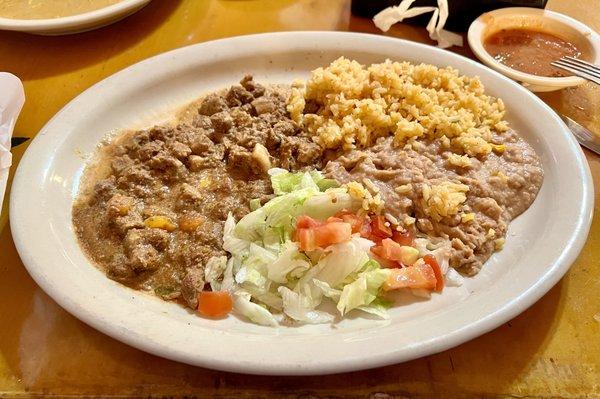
left=551, top=56, right=600, bottom=85
left=561, top=115, right=600, bottom=156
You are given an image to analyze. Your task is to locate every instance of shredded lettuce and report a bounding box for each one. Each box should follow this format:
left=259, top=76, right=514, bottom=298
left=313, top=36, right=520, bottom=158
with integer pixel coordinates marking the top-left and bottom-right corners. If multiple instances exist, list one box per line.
left=357, top=297, right=393, bottom=319
left=313, top=237, right=374, bottom=288
left=244, top=243, right=277, bottom=274
left=204, top=256, right=228, bottom=291
left=249, top=198, right=262, bottom=211
left=235, top=186, right=316, bottom=243
left=337, top=268, right=391, bottom=315
left=252, top=291, right=284, bottom=310
left=235, top=266, right=267, bottom=289
left=233, top=208, right=267, bottom=242
left=221, top=169, right=404, bottom=326
left=223, top=213, right=251, bottom=255
left=267, top=241, right=310, bottom=284
left=278, top=286, right=333, bottom=324
left=269, top=169, right=326, bottom=195
left=302, top=189, right=356, bottom=221
left=313, top=279, right=341, bottom=301
left=220, top=257, right=236, bottom=292
left=317, top=178, right=340, bottom=191
left=232, top=291, right=278, bottom=327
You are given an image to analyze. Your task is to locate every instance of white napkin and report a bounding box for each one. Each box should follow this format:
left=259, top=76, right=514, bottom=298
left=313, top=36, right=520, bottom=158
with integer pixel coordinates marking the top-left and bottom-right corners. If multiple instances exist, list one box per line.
left=0, top=73, right=25, bottom=215
left=373, top=0, right=464, bottom=49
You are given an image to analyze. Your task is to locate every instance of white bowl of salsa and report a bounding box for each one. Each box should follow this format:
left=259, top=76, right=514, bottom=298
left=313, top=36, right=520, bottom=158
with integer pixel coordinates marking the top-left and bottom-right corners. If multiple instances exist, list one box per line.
left=468, top=7, right=600, bottom=92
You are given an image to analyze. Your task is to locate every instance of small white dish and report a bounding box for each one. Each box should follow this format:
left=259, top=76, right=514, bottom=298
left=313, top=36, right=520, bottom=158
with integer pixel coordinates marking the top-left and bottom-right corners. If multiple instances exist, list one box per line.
left=468, top=7, right=600, bottom=92
left=9, top=32, right=594, bottom=375
left=0, top=0, right=151, bottom=35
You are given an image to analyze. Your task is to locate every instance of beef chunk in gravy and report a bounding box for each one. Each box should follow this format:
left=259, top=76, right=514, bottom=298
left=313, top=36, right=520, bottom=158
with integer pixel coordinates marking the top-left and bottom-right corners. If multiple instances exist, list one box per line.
left=72, top=77, right=324, bottom=307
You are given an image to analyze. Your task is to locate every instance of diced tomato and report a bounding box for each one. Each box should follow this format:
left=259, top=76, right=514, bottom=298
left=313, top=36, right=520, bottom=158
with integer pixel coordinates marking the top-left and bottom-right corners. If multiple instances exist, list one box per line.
left=296, top=215, right=322, bottom=229
left=359, top=217, right=372, bottom=238
left=335, top=209, right=354, bottom=216
left=371, top=237, right=423, bottom=269
left=371, top=245, right=384, bottom=258
left=380, top=238, right=404, bottom=261
left=333, top=210, right=372, bottom=238
left=314, top=222, right=352, bottom=247
left=334, top=211, right=364, bottom=234
left=370, top=245, right=402, bottom=268
left=373, top=239, right=392, bottom=260
left=369, top=236, right=383, bottom=246
left=382, top=264, right=437, bottom=291
left=392, top=228, right=415, bottom=247
left=424, top=254, right=444, bottom=292
left=370, top=215, right=393, bottom=238
left=197, top=291, right=233, bottom=318
left=296, top=222, right=352, bottom=251
left=296, top=228, right=315, bottom=250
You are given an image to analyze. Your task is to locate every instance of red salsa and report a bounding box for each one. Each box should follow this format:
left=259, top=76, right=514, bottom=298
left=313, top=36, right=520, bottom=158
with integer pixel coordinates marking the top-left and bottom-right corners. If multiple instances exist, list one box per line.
left=484, top=28, right=585, bottom=77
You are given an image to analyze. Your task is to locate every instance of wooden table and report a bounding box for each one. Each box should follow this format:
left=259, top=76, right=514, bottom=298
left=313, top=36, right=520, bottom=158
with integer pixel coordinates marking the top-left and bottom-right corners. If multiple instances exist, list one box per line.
left=1, top=0, right=599, bottom=397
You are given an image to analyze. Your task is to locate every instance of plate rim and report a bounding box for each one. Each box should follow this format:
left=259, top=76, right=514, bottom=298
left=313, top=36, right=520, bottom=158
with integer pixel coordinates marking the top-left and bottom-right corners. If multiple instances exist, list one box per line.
left=9, top=31, right=594, bottom=375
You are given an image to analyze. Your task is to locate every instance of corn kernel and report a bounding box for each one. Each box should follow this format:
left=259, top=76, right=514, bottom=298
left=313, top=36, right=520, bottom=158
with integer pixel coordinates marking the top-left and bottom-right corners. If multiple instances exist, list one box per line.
left=117, top=203, right=131, bottom=216
left=494, top=238, right=505, bottom=251
left=179, top=215, right=204, bottom=232
left=199, top=177, right=212, bottom=188
left=144, top=216, right=177, bottom=231
left=492, top=144, right=506, bottom=154
left=461, top=213, right=475, bottom=223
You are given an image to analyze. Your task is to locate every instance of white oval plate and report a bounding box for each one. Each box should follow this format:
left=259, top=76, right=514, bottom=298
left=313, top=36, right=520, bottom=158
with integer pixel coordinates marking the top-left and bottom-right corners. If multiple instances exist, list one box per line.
left=10, top=32, right=593, bottom=375
left=0, top=0, right=151, bottom=35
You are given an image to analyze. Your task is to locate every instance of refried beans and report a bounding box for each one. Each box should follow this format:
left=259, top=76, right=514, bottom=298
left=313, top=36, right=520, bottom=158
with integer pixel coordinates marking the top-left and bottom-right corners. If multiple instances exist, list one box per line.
left=324, top=132, right=542, bottom=275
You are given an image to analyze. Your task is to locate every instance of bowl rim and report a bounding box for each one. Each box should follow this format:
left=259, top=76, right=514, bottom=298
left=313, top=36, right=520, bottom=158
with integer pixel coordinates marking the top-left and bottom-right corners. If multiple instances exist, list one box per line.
left=0, top=0, right=150, bottom=31
left=468, top=7, right=600, bottom=87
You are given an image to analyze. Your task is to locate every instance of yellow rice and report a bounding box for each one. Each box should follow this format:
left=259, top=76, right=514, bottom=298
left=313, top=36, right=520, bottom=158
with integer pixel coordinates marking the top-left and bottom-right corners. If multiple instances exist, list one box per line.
left=287, top=57, right=508, bottom=157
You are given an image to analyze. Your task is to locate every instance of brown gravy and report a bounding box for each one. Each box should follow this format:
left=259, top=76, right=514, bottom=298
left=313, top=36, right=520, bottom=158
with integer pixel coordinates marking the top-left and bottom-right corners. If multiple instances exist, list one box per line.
left=484, top=28, right=584, bottom=77
left=72, top=77, right=325, bottom=310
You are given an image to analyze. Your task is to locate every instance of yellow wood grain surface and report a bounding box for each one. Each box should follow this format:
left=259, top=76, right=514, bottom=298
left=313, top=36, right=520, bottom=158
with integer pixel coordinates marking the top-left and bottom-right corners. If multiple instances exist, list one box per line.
left=0, top=0, right=599, bottom=397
